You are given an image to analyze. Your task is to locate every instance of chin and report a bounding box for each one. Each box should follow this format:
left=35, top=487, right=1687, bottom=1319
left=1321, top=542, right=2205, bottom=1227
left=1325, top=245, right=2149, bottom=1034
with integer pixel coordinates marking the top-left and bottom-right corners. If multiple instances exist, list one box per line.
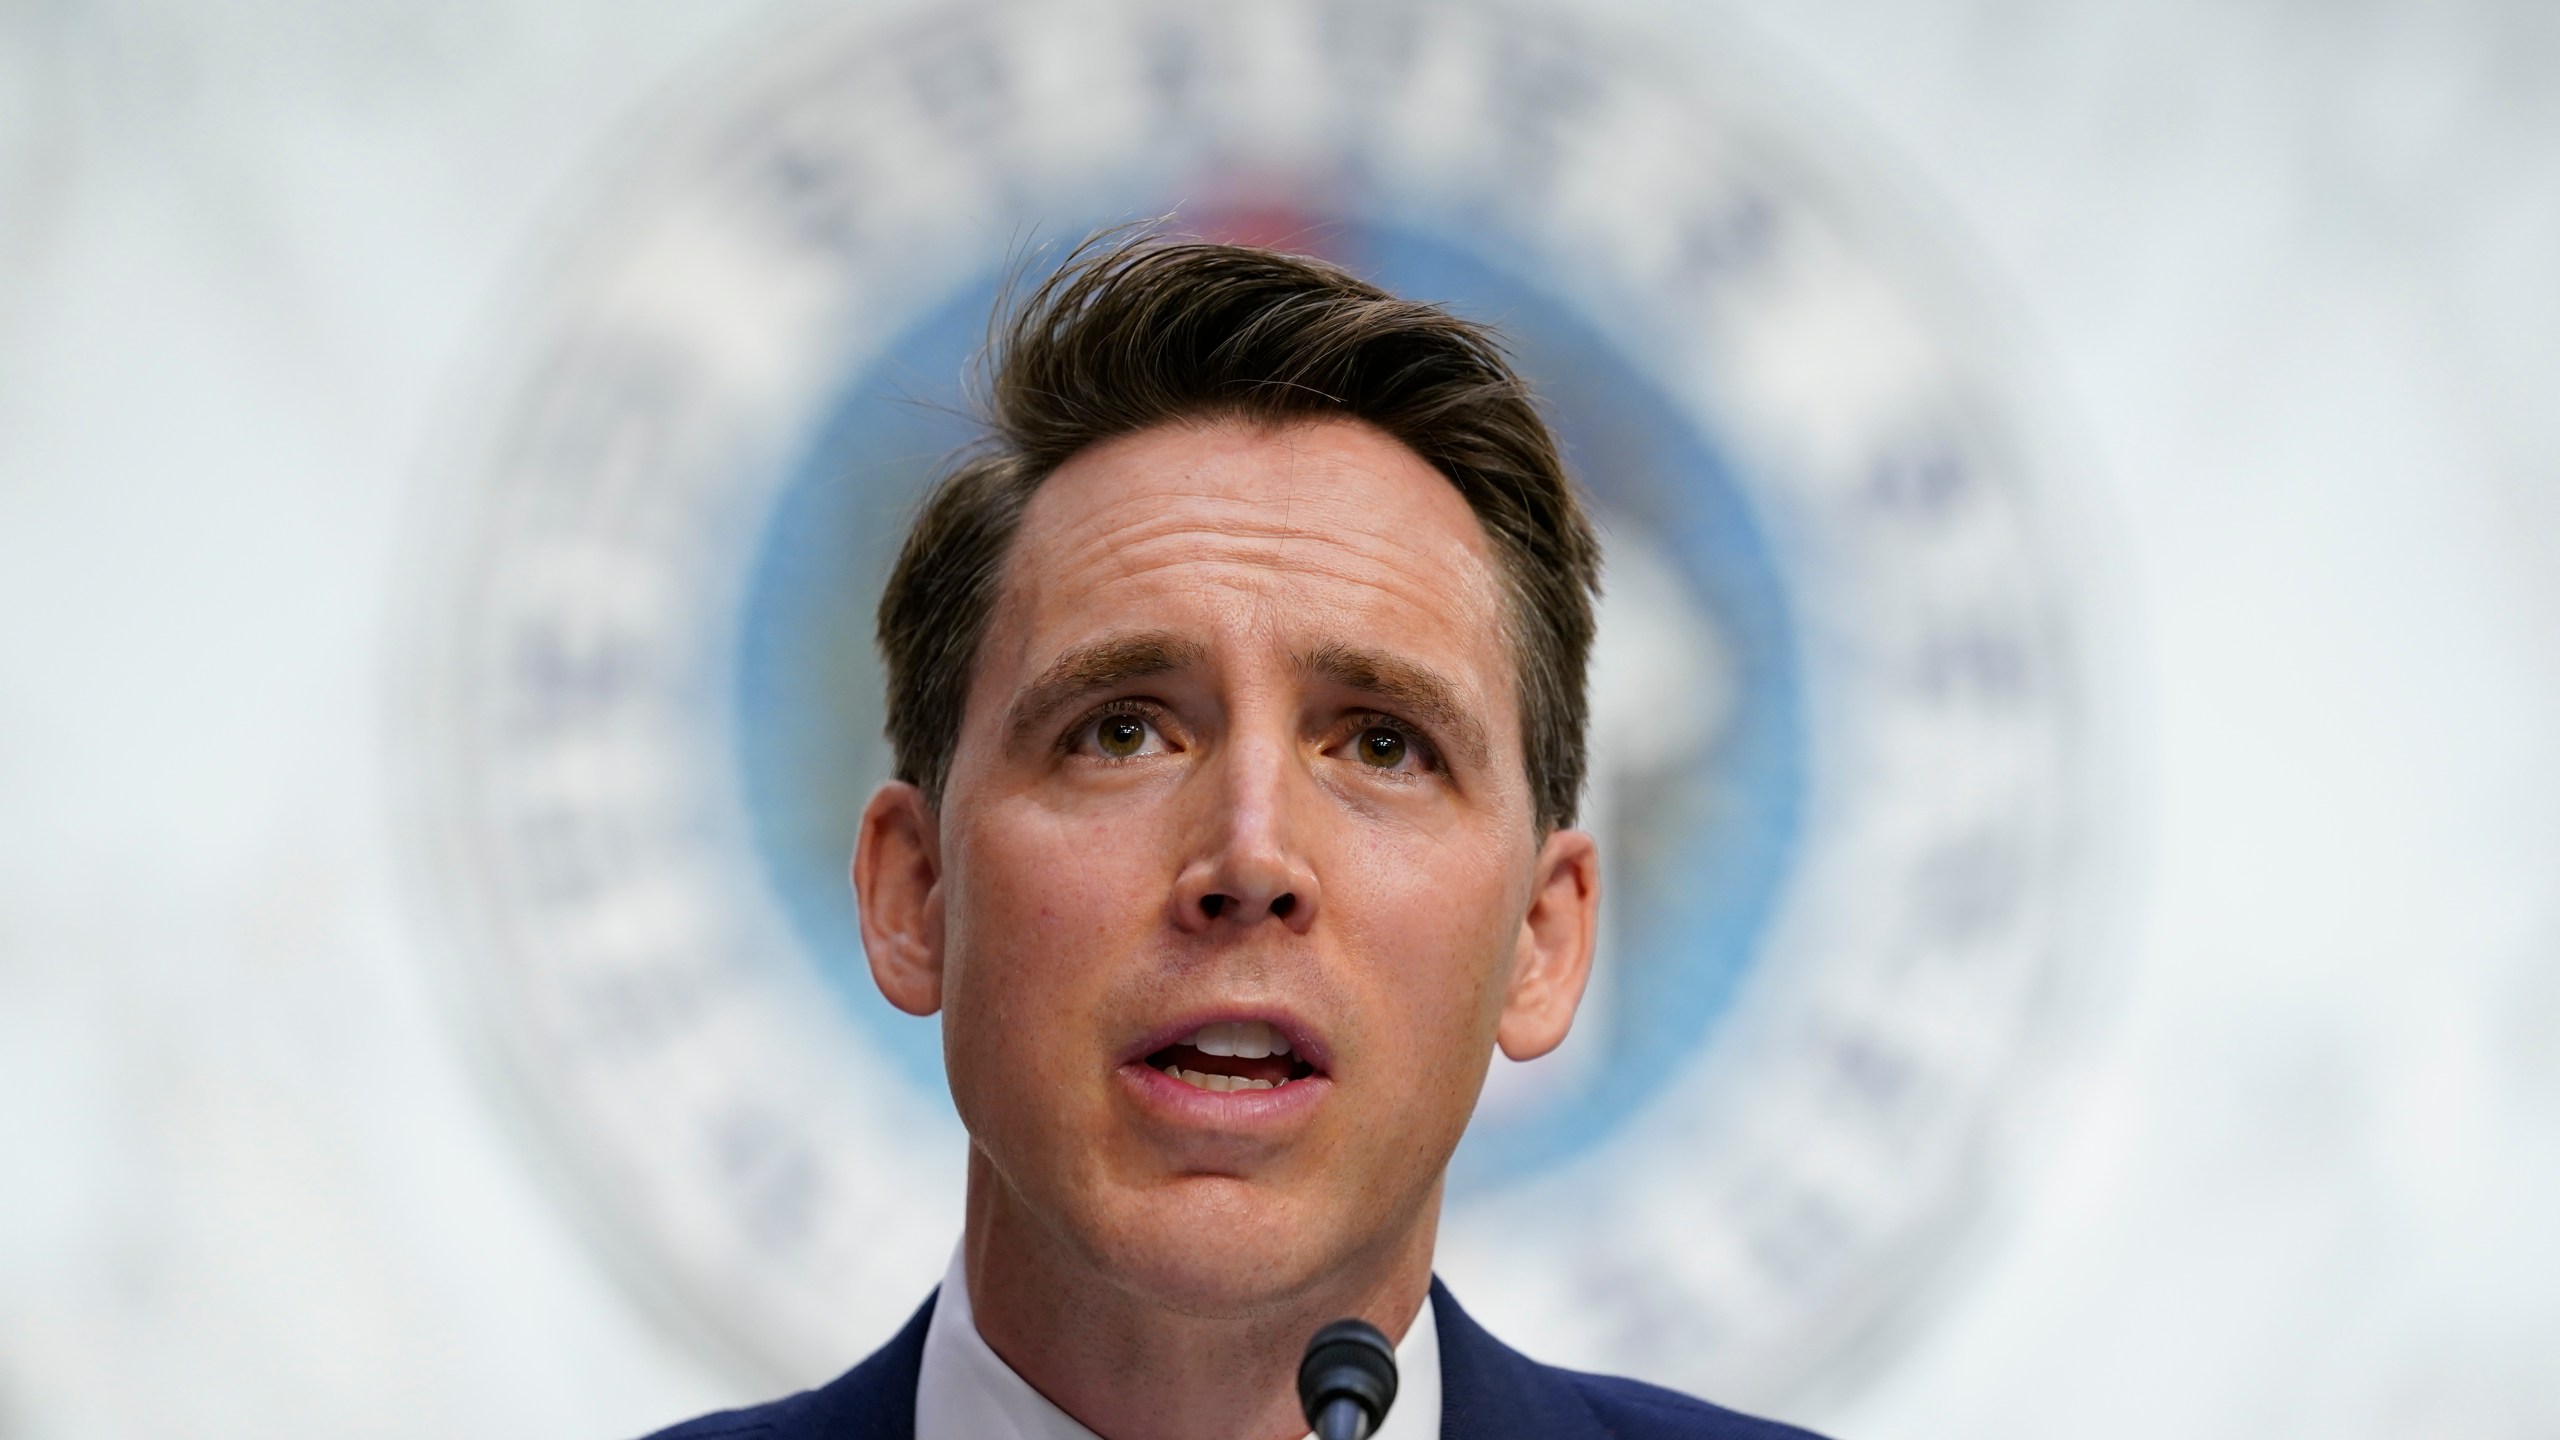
left=1083, top=1173, right=1346, bottom=1317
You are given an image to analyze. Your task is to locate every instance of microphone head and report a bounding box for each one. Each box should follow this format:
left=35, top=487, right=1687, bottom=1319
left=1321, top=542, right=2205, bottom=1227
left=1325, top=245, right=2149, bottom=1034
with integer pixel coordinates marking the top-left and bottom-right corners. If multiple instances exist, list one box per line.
left=1298, top=1318, right=1398, bottom=1440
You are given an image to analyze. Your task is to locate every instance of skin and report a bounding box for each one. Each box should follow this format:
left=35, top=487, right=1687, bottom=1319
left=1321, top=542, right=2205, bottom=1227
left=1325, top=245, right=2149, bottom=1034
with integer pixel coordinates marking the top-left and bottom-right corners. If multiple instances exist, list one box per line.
left=853, top=416, right=1601, bottom=1440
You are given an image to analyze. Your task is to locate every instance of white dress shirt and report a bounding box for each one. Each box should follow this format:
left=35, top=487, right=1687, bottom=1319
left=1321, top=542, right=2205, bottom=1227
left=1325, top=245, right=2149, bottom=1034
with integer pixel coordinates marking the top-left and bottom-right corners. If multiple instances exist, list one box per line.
left=915, top=1244, right=1441, bottom=1440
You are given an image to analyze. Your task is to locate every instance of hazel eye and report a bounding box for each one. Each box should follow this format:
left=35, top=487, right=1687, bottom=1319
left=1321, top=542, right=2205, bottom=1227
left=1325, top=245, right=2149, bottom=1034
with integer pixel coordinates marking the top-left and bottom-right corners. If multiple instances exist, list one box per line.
left=1354, top=726, right=1408, bottom=768
left=1096, top=715, right=1149, bottom=759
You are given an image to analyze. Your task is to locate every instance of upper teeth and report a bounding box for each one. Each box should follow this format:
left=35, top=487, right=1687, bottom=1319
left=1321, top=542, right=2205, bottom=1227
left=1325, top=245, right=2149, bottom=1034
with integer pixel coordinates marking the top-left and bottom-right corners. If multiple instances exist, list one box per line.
left=1185, top=1020, right=1290, bottom=1058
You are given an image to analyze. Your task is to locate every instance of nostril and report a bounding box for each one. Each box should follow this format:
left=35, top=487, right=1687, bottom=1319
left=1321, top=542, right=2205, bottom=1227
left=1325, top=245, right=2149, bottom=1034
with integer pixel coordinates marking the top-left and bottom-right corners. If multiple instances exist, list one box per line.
left=1268, top=893, right=1296, bottom=919
left=1200, top=894, right=1228, bottom=920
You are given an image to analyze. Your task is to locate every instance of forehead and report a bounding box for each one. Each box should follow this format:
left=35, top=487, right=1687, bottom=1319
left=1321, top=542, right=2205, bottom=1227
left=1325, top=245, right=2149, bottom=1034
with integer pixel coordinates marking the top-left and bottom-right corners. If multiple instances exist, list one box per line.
left=981, top=416, right=1510, bottom=701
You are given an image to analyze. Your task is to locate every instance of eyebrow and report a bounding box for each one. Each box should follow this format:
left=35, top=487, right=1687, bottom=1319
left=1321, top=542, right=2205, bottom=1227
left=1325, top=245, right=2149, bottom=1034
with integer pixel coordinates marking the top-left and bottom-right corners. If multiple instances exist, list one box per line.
left=1005, top=631, right=1209, bottom=747
left=1297, top=642, right=1490, bottom=772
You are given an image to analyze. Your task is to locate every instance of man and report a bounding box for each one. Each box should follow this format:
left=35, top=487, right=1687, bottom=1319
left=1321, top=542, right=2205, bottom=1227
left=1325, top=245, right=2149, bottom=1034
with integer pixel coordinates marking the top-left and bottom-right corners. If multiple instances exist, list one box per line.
left=646, top=238, right=1825, bottom=1440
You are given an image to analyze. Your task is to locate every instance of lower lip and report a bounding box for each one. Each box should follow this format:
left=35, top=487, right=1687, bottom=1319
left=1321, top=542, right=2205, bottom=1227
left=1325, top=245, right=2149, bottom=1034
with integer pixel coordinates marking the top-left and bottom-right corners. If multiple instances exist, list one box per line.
left=1117, top=1060, right=1334, bottom=1125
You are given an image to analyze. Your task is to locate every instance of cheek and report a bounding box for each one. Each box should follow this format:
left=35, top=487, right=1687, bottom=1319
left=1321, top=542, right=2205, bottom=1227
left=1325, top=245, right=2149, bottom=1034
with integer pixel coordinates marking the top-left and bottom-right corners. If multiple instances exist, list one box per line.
left=953, top=803, right=1132, bottom=937
left=1329, top=826, right=1525, bottom=1064
left=942, top=801, right=1160, bottom=1058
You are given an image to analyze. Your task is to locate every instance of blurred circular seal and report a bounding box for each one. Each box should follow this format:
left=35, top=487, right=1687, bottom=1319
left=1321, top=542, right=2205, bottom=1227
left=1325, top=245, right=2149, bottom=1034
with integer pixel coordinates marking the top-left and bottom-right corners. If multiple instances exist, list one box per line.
left=399, top=0, right=2108, bottom=1406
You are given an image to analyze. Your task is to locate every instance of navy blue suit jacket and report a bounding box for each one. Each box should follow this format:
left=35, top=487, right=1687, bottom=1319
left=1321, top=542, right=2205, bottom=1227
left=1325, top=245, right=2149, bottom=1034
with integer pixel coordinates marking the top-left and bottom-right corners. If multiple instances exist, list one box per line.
left=643, top=1278, right=1827, bottom=1440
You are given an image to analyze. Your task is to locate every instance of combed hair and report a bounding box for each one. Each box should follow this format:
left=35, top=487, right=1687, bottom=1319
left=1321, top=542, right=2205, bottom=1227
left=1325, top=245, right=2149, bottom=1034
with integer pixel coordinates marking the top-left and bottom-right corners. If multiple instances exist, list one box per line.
left=876, top=232, right=1602, bottom=832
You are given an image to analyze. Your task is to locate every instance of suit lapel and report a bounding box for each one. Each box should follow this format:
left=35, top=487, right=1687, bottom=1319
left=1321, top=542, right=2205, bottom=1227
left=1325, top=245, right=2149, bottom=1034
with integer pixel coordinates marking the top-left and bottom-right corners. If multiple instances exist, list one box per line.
left=798, top=1289, right=936, bottom=1439
left=1429, top=1279, right=1606, bottom=1440
left=798, top=1281, right=1606, bottom=1440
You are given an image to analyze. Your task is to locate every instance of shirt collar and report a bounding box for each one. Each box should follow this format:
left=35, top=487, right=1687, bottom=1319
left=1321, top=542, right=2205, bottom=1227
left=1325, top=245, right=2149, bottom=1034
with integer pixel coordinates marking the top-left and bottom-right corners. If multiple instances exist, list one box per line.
left=915, top=1244, right=1442, bottom=1440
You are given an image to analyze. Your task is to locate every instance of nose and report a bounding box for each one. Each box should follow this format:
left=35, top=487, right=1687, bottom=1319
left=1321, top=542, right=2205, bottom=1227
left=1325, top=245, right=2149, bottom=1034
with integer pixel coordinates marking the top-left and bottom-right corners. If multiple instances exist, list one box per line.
left=1170, top=733, right=1320, bottom=936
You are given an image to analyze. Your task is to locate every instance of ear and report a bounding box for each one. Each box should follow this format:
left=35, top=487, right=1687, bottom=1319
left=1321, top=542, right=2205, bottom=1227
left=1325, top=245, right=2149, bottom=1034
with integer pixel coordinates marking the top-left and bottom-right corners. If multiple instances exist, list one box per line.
left=1496, top=827, right=1600, bottom=1061
left=852, top=781, right=946, bottom=1017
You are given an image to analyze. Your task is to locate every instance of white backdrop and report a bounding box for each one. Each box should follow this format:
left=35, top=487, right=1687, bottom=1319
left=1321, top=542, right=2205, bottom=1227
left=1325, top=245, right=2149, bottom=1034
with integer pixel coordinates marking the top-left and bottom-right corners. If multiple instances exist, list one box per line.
left=3, top=1, right=2558, bottom=1436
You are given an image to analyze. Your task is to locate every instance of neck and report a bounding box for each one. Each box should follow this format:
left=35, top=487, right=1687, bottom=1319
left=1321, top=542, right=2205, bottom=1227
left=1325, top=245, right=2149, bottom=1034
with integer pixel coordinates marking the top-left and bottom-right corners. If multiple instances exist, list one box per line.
left=959, top=1151, right=1437, bottom=1440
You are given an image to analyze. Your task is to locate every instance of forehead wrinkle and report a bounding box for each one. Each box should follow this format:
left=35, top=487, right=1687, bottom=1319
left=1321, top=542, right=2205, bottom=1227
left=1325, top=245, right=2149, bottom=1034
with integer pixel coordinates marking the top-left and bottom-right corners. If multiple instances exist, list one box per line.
left=1063, top=539, right=1468, bottom=617
left=1041, top=502, right=1486, bottom=610
left=1041, top=440, right=1483, bottom=571
left=1049, top=498, right=1346, bottom=566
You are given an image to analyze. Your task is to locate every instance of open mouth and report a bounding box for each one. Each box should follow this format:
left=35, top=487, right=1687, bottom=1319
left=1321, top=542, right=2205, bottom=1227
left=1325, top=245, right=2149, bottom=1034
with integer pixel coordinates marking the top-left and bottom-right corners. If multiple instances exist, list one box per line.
left=1145, top=1020, right=1321, bottom=1093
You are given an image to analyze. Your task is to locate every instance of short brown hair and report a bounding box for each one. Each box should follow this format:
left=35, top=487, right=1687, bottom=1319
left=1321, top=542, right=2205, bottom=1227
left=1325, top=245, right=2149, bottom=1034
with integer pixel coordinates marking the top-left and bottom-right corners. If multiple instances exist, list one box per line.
left=876, top=234, right=1602, bottom=831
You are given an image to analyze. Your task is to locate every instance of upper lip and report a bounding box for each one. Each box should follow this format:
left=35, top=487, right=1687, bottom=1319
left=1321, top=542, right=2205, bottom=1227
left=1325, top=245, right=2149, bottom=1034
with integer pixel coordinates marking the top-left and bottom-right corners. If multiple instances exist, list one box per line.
left=1120, top=1007, right=1332, bottom=1074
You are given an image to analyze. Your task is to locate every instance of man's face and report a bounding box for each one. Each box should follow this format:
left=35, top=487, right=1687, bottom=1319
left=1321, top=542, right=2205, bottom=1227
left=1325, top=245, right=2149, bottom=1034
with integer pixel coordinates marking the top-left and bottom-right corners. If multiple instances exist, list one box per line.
left=862, top=416, right=1594, bottom=1311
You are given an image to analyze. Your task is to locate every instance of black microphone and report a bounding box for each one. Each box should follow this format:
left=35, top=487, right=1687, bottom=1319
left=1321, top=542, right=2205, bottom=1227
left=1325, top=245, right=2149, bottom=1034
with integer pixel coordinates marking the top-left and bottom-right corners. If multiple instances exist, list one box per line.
left=1298, top=1318, right=1398, bottom=1440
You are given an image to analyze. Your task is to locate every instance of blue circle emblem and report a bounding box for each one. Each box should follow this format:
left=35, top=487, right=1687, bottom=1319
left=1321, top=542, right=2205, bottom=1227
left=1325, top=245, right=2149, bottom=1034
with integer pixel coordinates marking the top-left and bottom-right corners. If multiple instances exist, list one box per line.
left=406, top=0, right=2101, bottom=1405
